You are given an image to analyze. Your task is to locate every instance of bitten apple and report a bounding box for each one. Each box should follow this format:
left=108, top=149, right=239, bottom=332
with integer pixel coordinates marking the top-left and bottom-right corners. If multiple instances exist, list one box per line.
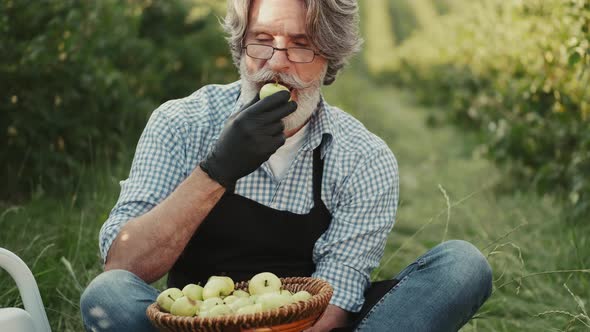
left=259, top=83, right=290, bottom=100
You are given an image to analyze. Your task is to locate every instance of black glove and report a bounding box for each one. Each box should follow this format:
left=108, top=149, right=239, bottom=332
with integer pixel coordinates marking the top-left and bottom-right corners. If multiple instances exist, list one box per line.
left=200, top=90, right=297, bottom=188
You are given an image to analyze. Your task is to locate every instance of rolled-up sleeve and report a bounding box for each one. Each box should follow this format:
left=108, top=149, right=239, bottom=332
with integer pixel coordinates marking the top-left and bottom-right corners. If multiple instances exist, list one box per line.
left=99, top=103, right=187, bottom=264
left=312, top=146, right=399, bottom=312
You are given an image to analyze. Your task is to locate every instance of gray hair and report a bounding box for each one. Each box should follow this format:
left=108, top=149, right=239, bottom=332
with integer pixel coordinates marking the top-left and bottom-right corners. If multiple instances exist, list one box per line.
left=222, top=0, right=363, bottom=85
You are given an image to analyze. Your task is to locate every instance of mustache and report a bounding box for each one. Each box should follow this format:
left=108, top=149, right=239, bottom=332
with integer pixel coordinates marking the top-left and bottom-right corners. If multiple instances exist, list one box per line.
left=245, top=67, right=310, bottom=90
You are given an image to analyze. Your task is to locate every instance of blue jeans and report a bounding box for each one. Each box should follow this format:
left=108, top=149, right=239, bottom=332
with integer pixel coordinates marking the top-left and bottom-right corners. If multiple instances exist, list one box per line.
left=80, top=240, right=492, bottom=331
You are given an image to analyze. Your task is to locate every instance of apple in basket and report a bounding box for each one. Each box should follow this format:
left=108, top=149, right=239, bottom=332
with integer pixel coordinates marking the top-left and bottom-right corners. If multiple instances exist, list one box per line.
left=201, top=297, right=225, bottom=311
left=233, top=290, right=250, bottom=298
left=256, top=292, right=294, bottom=311
left=236, top=303, right=264, bottom=315
left=249, top=272, right=282, bottom=295
left=170, top=296, right=200, bottom=317
left=182, top=283, right=204, bottom=301
left=203, top=276, right=234, bottom=299
left=292, top=290, right=312, bottom=302
left=200, top=304, right=233, bottom=318
left=156, top=288, right=183, bottom=312
left=156, top=272, right=315, bottom=318
left=228, top=297, right=254, bottom=311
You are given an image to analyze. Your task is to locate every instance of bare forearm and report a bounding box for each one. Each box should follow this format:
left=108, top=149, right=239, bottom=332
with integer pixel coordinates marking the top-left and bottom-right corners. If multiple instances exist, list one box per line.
left=104, top=166, right=225, bottom=283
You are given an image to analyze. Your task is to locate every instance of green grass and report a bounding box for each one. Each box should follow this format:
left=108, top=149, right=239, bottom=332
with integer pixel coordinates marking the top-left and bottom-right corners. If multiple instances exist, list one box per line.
left=0, top=146, right=135, bottom=330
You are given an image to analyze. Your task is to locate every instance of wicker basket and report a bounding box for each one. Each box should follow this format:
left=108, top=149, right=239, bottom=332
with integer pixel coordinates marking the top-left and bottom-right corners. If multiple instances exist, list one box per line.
left=147, top=277, right=333, bottom=332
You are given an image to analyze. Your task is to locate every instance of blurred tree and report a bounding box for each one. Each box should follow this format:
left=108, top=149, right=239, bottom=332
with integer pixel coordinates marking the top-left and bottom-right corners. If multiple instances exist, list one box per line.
left=374, top=0, right=590, bottom=222
left=1, top=0, right=237, bottom=200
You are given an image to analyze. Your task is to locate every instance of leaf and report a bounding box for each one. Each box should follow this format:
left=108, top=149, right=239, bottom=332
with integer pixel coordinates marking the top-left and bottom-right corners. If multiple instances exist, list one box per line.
left=568, top=51, right=582, bottom=66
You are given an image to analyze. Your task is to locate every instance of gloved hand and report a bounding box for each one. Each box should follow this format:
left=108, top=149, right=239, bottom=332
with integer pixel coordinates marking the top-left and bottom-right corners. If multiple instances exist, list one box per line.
left=200, top=90, right=297, bottom=188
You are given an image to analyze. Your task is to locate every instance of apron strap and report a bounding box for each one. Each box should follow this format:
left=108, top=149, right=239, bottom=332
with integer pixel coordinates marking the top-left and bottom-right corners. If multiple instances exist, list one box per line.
left=312, top=146, right=324, bottom=205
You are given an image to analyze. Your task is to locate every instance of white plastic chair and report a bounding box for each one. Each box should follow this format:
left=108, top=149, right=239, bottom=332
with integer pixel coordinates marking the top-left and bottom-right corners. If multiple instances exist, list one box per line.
left=0, top=247, right=52, bottom=332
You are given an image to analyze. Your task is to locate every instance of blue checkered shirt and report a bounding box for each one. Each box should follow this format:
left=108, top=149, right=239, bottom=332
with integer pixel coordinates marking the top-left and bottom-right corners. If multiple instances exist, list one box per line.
left=99, top=80, right=399, bottom=312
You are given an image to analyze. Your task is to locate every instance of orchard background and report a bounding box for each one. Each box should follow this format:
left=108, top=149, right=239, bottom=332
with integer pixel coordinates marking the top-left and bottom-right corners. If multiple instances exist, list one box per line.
left=1, top=0, right=589, bottom=331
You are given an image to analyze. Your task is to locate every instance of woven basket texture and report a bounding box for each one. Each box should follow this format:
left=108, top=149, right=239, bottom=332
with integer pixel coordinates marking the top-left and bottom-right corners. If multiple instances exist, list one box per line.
left=147, top=277, right=333, bottom=332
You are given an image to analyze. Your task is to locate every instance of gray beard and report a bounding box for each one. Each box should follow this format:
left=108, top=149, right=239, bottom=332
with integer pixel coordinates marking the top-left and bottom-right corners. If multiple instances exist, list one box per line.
left=238, top=58, right=326, bottom=132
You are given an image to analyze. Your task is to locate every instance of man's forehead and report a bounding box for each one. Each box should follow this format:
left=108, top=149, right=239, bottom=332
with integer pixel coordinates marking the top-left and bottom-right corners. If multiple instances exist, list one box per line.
left=248, top=25, right=308, bottom=39
left=248, top=0, right=307, bottom=36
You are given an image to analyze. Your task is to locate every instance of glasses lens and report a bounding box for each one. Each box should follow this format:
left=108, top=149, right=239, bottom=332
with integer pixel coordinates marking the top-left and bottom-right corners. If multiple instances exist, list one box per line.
left=288, top=48, right=315, bottom=63
left=247, top=44, right=274, bottom=59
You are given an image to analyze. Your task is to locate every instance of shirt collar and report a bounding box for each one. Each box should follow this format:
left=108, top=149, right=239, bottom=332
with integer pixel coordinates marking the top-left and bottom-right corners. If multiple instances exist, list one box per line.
left=303, top=94, right=336, bottom=159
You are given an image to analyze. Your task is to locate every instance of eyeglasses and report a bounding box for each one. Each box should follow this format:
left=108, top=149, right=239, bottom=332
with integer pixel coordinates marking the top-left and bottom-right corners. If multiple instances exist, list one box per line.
left=242, top=44, right=320, bottom=63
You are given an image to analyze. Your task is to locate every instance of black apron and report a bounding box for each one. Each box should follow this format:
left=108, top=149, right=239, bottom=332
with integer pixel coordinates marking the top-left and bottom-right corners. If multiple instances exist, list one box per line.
left=167, top=136, right=399, bottom=331
left=167, top=146, right=331, bottom=287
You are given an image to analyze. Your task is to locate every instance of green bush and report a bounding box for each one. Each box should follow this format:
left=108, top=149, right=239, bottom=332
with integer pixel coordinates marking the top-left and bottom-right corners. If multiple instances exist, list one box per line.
left=1, top=0, right=237, bottom=200
left=379, top=0, right=590, bottom=222
left=388, top=0, right=419, bottom=43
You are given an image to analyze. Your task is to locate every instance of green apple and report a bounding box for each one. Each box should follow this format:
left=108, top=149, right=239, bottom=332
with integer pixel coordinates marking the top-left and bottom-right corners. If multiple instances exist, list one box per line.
left=170, top=296, right=198, bottom=317
left=203, top=276, right=234, bottom=299
left=206, top=304, right=232, bottom=317
left=236, top=303, right=264, bottom=315
left=219, top=276, right=235, bottom=294
left=259, top=83, right=290, bottom=100
left=182, top=284, right=204, bottom=301
left=256, top=292, right=294, bottom=311
left=232, top=290, right=250, bottom=298
left=228, top=297, right=254, bottom=312
left=223, top=295, right=239, bottom=305
left=279, top=290, right=292, bottom=296
left=201, top=297, right=224, bottom=311
left=248, top=272, right=282, bottom=295
left=292, top=290, right=312, bottom=302
left=157, top=288, right=183, bottom=313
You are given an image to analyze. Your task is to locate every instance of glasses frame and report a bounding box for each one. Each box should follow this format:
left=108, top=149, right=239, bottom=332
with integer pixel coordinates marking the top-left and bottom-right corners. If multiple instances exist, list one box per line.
left=242, top=43, right=321, bottom=64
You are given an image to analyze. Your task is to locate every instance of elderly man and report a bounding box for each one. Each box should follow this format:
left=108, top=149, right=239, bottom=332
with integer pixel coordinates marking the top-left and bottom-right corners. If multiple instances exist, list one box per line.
left=80, top=0, right=492, bottom=331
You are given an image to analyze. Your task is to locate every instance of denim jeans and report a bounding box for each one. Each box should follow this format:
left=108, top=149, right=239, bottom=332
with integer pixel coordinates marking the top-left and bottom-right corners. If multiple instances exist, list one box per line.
left=80, top=240, right=492, bottom=332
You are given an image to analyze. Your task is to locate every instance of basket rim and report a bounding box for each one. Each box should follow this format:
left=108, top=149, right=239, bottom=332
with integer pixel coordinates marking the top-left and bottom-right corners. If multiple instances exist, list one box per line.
left=147, top=277, right=333, bottom=330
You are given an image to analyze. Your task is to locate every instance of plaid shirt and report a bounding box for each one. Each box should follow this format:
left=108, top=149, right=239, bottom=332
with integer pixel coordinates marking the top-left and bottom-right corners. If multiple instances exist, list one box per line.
left=99, top=80, right=399, bottom=312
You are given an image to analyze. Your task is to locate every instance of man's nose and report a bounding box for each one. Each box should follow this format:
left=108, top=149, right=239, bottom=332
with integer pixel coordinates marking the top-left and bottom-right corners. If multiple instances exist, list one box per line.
left=267, top=46, right=291, bottom=73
